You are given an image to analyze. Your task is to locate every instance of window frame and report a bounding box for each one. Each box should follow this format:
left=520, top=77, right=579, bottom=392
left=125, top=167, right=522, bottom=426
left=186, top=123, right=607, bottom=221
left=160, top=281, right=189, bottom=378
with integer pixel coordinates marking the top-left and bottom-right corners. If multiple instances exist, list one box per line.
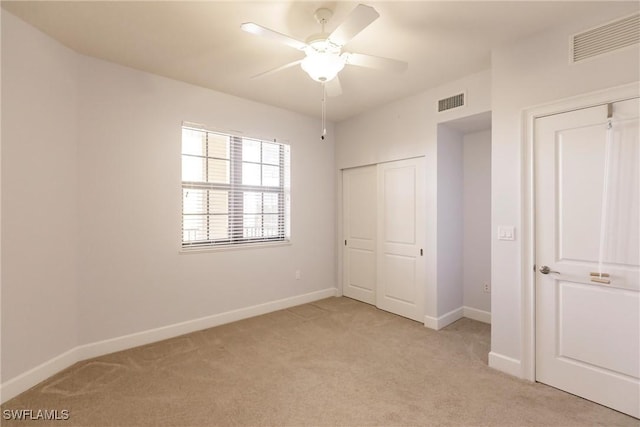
left=180, top=124, right=291, bottom=251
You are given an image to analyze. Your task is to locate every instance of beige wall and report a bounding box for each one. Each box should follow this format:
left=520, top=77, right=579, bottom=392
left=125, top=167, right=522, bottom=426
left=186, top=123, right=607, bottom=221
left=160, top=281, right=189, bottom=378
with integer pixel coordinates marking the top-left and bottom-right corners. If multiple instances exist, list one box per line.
left=1, top=11, right=336, bottom=395
left=436, top=124, right=464, bottom=316
left=76, top=54, right=336, bottom=345
left=490, top=7, right=639, bottom=374
left=336, top=69, right=492, bottom=320
left=463, top=129, right=491, bottom=313
left=1, top=10, right=80, bottom=382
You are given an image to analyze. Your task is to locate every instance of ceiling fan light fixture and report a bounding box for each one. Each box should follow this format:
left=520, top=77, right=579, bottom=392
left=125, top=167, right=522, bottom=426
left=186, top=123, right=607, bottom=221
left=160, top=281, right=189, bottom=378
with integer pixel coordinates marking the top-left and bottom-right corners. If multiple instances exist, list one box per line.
left=301, top=51, right=346, bottom=82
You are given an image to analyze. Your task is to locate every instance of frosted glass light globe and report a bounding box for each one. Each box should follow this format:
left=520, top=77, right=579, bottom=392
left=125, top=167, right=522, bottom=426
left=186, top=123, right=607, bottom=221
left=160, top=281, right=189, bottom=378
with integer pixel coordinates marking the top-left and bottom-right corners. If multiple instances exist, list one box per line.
left=301, top=50, right=345, bottom=82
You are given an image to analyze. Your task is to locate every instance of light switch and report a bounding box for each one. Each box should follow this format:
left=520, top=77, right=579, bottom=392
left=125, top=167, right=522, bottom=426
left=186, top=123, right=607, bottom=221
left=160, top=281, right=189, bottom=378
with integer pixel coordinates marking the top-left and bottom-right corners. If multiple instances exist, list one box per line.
left=498, top=226, right=515, bottom=241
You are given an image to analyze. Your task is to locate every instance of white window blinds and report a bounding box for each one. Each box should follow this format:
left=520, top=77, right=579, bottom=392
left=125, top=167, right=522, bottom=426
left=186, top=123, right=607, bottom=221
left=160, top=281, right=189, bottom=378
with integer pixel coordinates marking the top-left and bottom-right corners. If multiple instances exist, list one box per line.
left=181, top=126, right=291, bottom=249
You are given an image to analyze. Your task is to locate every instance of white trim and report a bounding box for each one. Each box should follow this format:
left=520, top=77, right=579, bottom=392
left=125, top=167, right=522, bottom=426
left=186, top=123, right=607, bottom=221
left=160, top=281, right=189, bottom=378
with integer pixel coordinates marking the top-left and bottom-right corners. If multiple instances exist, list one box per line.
left=521, top=81, right=640, bottom=383
left=0, top=287, right=337, bottom=404
left=424, top=306, right=491, bottom=330
left=463, top=306, right=491, bottom=324
left=488, top=351, right=522, bottom=378
left=179, top=240, right=292, bottom=254
left=181, top=121, right=290, bottom=146
left=0, top=347, right=78, bottom=405
left=424, top=307, right=464, bottom=330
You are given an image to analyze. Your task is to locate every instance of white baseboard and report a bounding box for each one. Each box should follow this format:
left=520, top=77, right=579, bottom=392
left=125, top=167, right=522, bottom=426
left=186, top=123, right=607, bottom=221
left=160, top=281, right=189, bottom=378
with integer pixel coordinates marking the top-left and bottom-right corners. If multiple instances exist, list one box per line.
left=0, top=287, right=337, bottom=404
left=423, top=305, right=492, bottom=330
left=78, top=287, right=337, bottom=360
left=0, top=346, right=78, bottom=405
left=463, top=306, right=491, bottom=324
left=488, top=351, right=522, bottom=378
left=424, top=307, right=464, bottom=330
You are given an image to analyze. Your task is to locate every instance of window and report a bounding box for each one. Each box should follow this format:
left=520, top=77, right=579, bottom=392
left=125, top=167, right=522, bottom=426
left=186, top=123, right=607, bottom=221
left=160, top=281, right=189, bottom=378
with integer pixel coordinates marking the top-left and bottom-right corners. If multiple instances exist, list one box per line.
left=181, top=126, right=290, bottom=249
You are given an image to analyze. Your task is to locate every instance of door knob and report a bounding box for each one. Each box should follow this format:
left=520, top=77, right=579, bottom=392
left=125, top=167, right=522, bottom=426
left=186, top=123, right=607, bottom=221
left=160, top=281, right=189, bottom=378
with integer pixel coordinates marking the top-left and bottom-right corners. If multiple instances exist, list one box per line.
left=539, top=265, right=560, bottom=275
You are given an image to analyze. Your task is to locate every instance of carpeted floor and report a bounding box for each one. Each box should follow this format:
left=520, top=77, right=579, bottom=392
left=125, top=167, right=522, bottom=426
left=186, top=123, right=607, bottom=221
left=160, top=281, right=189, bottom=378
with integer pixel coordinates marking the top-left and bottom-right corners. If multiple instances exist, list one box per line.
left=2, top=297, right=637, bottom=426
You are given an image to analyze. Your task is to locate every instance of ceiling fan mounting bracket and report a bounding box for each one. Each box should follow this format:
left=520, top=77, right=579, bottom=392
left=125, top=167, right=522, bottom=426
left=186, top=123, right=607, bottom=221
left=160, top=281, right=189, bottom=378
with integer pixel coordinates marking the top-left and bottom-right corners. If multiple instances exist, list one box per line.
left=314, top=8, right=333, bottom=25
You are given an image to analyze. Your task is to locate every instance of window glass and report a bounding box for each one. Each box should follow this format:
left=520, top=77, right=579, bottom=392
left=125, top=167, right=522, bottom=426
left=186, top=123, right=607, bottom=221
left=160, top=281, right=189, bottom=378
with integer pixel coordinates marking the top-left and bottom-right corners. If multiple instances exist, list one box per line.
left=181, top=126, right=290, bottom=249
left=242, top=139, right=261, bottom=163
left=262, top=165, right=280, bottom=187
left=242, top=163, right=261, bottom=186
left=262, top=143, right=280, bottom=165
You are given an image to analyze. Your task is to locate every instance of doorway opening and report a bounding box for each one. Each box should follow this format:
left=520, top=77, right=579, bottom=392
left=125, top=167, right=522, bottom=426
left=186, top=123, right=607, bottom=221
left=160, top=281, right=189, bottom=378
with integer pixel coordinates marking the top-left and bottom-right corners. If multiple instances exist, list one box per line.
left=435, top=111, right=492, bottom=327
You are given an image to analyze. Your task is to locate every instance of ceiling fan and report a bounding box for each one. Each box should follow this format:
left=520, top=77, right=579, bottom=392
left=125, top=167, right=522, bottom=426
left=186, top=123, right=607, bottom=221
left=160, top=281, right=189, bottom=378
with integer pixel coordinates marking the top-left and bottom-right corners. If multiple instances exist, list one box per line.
left=240, top=3, right=408, bottom=98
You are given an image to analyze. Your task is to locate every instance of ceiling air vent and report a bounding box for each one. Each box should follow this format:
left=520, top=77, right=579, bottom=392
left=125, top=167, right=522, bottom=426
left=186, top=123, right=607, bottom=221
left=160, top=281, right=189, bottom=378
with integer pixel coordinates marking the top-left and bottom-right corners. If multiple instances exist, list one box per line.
left=572, top=13, right=640, bottom=62
left=438, top=93, right=465, bottom=112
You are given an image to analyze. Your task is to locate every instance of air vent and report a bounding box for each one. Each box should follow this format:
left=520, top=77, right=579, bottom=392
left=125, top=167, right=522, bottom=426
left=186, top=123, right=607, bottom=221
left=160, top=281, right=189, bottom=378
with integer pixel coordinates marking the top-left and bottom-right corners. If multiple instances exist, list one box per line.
left=572, top=13, right=640, bottom=62
left=438, top=93, right=465, bottom=112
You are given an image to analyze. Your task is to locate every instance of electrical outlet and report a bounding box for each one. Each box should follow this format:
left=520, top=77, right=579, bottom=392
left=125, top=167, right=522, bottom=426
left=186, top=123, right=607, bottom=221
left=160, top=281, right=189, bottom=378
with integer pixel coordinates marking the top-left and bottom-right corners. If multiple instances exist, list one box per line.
left=295, top=270, right=301, bottom=280
left=483, top=283, right=490, bottom=293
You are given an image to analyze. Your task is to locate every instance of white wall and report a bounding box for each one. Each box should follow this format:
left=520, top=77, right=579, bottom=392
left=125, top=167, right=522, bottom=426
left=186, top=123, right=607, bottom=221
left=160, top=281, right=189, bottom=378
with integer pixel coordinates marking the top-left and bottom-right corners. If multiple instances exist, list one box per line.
left=336, top=69, right=491, bottom=320
left=434, top=125, right=491, bottom=319
left=1, top=11, right=336, bottom=397
left=463, top=130, right=491, bottom=312
left=76, top=54, right=336, bottom=345
left=490, top=8, right=640, bottom=375
left=436, top=125, right=464, bottom=316
left=1, top=11, right=79, bottom=382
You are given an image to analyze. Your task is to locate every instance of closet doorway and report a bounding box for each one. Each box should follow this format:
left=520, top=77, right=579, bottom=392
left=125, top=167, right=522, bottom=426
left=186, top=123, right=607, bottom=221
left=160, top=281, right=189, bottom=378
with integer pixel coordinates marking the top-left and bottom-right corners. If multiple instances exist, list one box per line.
left=343, top=157, right=426, bottom=322
left=435, top=111, right=492, bottom=325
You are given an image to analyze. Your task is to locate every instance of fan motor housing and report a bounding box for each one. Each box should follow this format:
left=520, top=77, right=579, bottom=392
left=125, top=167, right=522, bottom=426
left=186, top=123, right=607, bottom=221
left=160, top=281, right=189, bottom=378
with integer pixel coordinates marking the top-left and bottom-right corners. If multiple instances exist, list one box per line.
left=305, top=34, right=340, bottom=54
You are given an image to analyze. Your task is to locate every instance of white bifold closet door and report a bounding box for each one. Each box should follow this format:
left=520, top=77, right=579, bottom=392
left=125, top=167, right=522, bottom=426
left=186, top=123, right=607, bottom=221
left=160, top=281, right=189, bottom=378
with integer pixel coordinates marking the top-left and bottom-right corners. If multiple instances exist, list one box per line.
left=343, top=158, right=426, bottom=322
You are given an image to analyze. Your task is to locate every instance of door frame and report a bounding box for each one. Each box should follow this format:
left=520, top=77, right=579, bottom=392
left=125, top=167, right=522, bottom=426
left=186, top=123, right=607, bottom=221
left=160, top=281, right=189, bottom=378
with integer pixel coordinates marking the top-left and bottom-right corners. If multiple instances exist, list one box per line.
left=521, top=81, right=639, bottom=381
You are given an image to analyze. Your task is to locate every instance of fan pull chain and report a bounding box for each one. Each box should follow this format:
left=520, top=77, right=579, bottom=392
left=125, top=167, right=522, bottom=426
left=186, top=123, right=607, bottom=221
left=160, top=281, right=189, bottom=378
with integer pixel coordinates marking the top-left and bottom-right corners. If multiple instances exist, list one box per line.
left=321, top=83, right=327, bottom=140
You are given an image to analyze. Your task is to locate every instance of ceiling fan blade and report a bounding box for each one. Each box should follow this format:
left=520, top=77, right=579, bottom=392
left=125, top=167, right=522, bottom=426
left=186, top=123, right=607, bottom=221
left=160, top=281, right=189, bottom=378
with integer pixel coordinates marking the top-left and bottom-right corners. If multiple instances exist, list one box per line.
left=328, top=4, right=380, bottom=46
left=241, top=22, right=307, bottom=51
left=251, top=60, right=303, bottom=79
left=325, top=76, right=343, bottom=97
left=344, top=52, right=408, bottom=73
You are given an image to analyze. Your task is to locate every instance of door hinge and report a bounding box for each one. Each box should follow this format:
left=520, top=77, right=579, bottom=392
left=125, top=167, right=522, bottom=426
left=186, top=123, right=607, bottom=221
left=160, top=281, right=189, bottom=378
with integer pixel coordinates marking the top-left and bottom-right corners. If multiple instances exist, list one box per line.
left=345, top=239, right=347, bottom=246
left=420, top=248, right=423, bottom=256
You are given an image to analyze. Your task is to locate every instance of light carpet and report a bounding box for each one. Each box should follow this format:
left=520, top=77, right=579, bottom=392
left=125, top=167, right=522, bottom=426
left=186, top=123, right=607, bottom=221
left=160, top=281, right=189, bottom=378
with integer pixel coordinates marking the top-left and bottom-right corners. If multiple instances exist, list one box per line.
left=2, top=297, right=637, bottom=426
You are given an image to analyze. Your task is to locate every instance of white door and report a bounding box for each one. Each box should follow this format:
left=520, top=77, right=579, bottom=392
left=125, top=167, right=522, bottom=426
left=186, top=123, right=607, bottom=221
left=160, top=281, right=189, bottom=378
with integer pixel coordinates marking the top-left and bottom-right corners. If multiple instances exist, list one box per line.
left=535, top=98, right=639, bottom=417
left=343, top=165, right=377, bottom=304
left=377, top=158, right=426, bottom=322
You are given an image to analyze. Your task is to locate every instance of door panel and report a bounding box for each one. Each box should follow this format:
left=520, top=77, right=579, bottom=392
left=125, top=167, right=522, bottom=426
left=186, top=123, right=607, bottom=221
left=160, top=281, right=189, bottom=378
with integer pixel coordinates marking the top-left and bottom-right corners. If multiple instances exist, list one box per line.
left=343, top=166, right=377, bottom=304
left=380, top=254, right=416, bottom=303
left=559, top=282, right=639, bottom=378
left=377, top=158, right=425, bottom=321
left=383, top=167, right=416, bottom=244
left=347, top=248, right=376, bottom=293
left=535, top=98, right=639, bottom=417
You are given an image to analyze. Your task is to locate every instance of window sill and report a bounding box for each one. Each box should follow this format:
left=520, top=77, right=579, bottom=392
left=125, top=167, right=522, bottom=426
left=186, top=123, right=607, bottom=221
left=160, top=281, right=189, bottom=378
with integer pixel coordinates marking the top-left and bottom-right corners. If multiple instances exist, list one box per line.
left=179, top=240, right=292, bottom=254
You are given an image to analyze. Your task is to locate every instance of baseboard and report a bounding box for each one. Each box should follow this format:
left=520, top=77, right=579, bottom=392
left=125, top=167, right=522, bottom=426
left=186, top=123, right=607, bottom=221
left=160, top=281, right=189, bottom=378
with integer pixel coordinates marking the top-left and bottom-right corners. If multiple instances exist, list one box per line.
left=0, top=346, right=78, bottom=405
left=424, top=307, right=464, bottom=330
left=0, top=287, right=337, bottom=404
left=78, top=287, right=337, bottom=361
left=488, top=351, right=522, bottom=378
left=424, top=306, right=492, bottom=331
left=463, top=306, right=491, bottom=324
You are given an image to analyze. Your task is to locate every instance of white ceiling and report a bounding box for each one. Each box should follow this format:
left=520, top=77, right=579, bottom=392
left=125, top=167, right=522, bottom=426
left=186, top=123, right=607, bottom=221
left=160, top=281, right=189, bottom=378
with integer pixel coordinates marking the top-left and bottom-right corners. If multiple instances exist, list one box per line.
left=3, top=1, right=638, bottom=122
